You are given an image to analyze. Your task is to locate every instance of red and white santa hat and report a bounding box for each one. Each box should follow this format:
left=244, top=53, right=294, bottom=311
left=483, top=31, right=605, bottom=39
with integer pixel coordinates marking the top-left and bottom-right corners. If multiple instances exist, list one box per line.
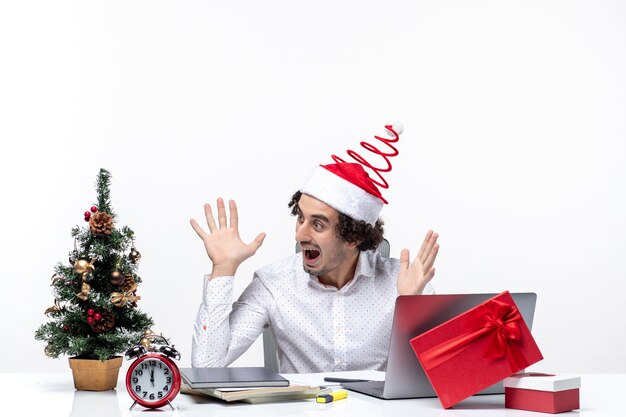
left=300, top=123, right=403, bottom=225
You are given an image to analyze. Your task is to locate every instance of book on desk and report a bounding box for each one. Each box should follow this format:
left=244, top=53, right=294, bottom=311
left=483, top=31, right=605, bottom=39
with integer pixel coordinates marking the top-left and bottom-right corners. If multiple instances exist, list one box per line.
left=180, top=367, right=289, bottom=389
left=181, top=381, right=329, bottom=403
left=179, top=367, right=329, bottom=403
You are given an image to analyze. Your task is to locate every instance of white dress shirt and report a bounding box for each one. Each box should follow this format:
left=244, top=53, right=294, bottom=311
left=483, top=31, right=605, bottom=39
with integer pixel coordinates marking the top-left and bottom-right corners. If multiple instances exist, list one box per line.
left=192, top=250, right=435, bottom=373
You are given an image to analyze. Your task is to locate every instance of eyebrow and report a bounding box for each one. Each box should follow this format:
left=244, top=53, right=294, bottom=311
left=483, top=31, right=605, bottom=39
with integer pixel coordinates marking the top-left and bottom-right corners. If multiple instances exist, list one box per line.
left=310, top=214, right=330, bottom=223
left=295, top=205, right=330, bottom=224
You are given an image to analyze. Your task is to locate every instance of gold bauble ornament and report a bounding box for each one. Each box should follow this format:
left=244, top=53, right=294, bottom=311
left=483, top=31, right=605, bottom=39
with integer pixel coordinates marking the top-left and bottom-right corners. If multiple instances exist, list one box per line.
left=129, top=247, right=141, bottom=263
left=44, top=344, right=55, bottom=358
left=140, top=337, right=151, bottom=350
left=73, top=259, right=95, bottom=275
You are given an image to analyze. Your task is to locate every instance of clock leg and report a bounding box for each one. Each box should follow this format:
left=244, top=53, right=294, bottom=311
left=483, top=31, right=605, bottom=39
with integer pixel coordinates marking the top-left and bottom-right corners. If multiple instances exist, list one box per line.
left=129, top=400, right=138, bottom=410
left=167, top=400, right=175, bottom=410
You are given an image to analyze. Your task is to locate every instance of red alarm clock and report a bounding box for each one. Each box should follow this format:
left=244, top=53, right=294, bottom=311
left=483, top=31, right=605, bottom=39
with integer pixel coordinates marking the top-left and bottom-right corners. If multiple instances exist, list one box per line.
left=125, top=332, right=181, bottom=410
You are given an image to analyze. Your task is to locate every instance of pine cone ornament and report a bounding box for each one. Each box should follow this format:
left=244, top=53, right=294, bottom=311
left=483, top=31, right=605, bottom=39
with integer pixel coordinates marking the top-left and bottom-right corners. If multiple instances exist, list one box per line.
left=122, top=275, right=137, bottom=293
left=90, top=311, right=115, bottom=333
left=89, top=211, right=114, bottom=236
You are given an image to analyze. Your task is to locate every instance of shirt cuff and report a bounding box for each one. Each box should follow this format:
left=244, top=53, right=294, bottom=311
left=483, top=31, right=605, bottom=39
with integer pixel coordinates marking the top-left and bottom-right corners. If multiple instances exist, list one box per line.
left=202, top=274, right=234, bottom=305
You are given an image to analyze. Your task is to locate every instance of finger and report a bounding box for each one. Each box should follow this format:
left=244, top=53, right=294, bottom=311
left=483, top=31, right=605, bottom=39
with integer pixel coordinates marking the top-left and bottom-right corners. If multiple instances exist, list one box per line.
left=419, top=231, right=439, bottom=263
left=423, top=267, right=436, bottom=285
left=248, top=232, right=266, bottom=254
left=189, top=219, right=209, bottom=239
left=416, top=230, right=434, bottom=260
left=229, top=200, right=239, bottom=231
left=204, top=203, right=218, bottom=233
left=399, top=248, right=410, bottom=273
left=422, top=243, right=440, bottom=272
left=217, top=197, right=227, bottom=228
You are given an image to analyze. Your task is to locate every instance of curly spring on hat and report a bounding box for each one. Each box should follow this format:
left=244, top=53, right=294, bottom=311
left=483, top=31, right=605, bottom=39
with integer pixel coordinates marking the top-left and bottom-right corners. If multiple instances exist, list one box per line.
left=331, top=124, right=402, bottom=189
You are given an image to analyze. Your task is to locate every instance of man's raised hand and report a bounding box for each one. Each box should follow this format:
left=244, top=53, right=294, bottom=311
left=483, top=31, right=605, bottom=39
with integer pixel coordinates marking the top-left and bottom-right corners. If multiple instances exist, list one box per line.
left=396, top=230, right=439, bottom=295
left=190, top=198, right=266, bottom=279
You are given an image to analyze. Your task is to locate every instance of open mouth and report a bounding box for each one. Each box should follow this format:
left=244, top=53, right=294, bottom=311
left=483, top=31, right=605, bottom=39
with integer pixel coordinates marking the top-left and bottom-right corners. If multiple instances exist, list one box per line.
left=303, top=248, right=321, bottom=263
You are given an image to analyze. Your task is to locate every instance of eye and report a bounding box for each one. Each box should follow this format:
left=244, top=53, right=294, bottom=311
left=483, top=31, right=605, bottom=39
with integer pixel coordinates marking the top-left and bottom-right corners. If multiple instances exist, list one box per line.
left=297, top=213, right=304, bottom=223
left=313, top=221, right=324, bottom=231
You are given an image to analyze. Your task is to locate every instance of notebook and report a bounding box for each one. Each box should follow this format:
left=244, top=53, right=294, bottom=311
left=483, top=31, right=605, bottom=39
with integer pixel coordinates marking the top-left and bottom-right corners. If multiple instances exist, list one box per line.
left=180, top=367, right=290, bottom=389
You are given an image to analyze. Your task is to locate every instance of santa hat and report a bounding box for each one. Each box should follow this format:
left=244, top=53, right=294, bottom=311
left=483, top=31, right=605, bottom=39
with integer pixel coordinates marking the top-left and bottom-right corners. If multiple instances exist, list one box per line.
left=300, top=123, right=403, bottom=225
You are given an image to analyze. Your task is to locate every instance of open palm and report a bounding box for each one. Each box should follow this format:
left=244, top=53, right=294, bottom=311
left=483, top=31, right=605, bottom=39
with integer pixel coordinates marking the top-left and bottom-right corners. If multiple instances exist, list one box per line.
left=190, top=198, right=265, bottom=278
left=397, top=230, right=439, bottom=295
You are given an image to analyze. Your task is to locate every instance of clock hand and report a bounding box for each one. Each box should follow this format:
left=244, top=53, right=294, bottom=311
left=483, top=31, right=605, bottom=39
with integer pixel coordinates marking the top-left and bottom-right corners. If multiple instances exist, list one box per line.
left=150, top=367, right=154, bottom=386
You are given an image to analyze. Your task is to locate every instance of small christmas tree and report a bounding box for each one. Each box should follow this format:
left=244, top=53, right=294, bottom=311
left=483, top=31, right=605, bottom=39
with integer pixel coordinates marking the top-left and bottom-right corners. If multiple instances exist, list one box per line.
left=35, top=168, right=153, bottom=361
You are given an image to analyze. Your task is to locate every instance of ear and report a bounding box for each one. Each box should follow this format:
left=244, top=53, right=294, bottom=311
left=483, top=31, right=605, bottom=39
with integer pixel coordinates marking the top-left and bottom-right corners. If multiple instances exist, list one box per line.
left=345, top=240, right=360, bottom=250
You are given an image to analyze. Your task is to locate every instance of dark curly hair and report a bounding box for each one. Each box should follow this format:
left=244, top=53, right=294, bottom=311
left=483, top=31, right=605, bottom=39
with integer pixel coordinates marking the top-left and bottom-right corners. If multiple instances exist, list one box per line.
left=288, top=191, right=384, bottom=251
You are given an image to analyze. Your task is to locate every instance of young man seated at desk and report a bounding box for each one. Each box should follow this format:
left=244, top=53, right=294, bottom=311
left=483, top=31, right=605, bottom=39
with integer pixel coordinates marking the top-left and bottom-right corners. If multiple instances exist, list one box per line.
left=190, top=124, right=439, bottom=373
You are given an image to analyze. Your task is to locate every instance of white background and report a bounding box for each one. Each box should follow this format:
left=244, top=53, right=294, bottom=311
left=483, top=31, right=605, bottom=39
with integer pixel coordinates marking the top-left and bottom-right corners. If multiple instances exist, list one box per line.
left=1, top=1, right=624, bottom=373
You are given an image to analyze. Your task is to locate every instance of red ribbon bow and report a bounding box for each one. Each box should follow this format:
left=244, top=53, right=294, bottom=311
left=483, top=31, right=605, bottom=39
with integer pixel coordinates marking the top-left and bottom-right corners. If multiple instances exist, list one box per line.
left=419, top=299, right=528, bottom=371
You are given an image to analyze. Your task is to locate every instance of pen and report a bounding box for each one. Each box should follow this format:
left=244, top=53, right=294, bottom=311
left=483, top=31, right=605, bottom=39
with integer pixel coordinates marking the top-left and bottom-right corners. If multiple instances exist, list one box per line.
left=316, top=389, right=349, bottom=403
left=323, top=377, right=371, bottom=383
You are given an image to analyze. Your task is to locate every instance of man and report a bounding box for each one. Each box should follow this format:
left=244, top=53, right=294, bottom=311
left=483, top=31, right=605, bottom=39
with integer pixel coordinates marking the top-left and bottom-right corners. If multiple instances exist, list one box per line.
left=190, top=124, right=439, bottom=372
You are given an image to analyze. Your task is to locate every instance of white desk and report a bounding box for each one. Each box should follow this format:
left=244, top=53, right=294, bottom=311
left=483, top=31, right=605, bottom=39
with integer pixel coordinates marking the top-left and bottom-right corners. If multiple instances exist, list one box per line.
left=5, top=372, right=621, bottom=416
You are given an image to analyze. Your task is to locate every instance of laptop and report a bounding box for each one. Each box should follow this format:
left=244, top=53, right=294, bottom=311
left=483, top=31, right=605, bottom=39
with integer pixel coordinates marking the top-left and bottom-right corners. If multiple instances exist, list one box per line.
left=342, top=293, right=537, bottom=399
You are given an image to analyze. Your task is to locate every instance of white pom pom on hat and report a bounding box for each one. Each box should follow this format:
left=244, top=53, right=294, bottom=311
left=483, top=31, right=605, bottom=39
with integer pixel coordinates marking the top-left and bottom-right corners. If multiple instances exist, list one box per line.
left=300, top=123, right=403, bottom=225
left=389, top=122, right=403, bottom=135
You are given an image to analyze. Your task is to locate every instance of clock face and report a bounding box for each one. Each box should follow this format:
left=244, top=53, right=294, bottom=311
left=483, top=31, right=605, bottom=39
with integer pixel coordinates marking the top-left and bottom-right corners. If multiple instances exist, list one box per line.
left=126, top=353, right=180, bottom=408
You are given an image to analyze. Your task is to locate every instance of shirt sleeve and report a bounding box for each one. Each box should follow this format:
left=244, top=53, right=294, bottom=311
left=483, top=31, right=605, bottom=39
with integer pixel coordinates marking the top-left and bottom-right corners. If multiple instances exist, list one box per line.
left=191, top=273, right=273, bottom=367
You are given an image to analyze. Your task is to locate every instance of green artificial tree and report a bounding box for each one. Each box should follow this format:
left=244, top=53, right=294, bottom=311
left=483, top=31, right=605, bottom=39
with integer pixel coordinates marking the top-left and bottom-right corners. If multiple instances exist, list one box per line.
left=35, top=168, right=153, bottom=362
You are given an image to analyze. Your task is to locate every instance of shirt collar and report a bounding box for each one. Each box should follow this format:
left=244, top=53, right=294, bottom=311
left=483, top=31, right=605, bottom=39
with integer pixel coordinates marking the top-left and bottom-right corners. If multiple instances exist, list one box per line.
left=354, top=250, right=377, bottom=281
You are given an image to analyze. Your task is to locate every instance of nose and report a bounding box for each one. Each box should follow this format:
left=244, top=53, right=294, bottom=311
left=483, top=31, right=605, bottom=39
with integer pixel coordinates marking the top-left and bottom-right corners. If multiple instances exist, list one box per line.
left=295, top=220, right=311, bottom=243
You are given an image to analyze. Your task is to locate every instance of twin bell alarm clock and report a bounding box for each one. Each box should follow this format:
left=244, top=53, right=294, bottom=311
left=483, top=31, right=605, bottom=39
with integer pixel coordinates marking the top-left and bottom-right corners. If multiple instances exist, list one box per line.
left=125, top=330, right=181, bottom=410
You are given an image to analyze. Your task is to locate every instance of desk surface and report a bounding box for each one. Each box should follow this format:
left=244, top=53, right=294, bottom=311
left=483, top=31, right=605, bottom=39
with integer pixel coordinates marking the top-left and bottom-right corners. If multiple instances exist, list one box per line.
left=4, top=372, right=620, bottom=416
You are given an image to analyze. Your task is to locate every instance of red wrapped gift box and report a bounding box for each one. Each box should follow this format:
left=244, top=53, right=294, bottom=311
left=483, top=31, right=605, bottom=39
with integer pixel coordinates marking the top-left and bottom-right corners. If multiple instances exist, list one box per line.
left=409, top=291, right=543, bottom=408
left=504, top=373, right=581, bottom=414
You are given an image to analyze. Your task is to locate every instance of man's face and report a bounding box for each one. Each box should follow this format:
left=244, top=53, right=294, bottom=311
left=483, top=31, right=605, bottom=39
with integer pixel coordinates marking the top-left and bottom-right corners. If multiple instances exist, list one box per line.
left=294, top=194, right=357, bottom=277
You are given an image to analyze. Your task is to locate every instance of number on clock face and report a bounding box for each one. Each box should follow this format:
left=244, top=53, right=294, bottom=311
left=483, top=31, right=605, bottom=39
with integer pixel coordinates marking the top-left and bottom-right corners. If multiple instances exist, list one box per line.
left=131, top=359, right=173, bottom=402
